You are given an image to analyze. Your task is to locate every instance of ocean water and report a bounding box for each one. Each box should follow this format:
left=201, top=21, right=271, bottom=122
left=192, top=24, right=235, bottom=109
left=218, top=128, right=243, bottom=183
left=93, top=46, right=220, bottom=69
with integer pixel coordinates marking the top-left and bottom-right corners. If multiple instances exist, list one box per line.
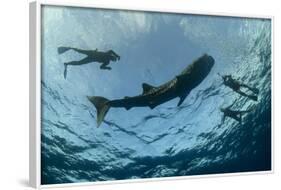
left=41, top=6, right=272, bottom=185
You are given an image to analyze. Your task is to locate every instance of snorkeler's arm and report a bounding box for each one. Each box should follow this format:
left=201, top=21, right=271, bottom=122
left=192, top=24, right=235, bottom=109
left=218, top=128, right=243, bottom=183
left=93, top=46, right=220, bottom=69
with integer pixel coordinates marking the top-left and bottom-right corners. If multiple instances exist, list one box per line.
left=108, top=50, right=120, bottom=59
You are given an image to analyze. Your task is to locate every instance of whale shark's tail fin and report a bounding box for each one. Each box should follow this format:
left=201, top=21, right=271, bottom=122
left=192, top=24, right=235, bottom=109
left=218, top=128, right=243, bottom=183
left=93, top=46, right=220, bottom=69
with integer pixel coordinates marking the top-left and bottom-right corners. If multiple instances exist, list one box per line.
left=87, top=96, right=110, bottom=127
left=58, top=46, right=71, bottom=54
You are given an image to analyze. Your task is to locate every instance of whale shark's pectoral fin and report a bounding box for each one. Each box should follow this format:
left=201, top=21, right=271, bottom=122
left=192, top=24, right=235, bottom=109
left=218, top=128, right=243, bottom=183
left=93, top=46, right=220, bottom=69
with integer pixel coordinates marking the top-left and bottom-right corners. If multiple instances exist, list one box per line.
left=177, top=93, right=189, bottom=106
left=125, top=105, right=132, bottom=110
left=123, top=96, right=133, bottom=110
left=142, top=83, right=156, bottom=94
left=148, top=103, right=157, bottom=109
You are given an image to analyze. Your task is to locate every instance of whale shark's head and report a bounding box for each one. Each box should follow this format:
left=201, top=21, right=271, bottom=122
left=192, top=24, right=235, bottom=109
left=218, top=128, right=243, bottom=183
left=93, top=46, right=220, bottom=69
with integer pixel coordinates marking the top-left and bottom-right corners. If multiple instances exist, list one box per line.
left=196, top=54, right=215, bottom=76
left=201, top=54, right=215, bottom=71
left=178, top=54, right=215, bottom=85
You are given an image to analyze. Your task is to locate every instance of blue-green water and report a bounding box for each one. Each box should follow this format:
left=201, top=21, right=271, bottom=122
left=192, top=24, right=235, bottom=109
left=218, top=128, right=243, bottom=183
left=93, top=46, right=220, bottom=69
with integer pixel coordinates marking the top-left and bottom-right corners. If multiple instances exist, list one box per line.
left=41, top=6, right=271, bottom=185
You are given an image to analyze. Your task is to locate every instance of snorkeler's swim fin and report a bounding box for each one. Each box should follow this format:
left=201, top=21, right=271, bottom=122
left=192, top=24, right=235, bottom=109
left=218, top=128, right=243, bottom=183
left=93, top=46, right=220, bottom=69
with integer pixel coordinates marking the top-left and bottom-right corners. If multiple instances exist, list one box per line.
left=64, top=63, right=68, bottom=79
left=245, top=86, right=259, bottom=94
left=248, top=95, right=258, bottom=101
left=251, top=87, right=259, bottom=94
left=58, top=46, right=71, bottom=54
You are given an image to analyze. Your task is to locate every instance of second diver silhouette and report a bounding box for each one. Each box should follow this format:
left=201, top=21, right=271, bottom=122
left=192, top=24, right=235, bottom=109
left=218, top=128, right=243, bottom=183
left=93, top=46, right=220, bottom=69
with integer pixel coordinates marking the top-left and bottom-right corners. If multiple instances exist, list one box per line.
left=219, top=74, right=259, bottom=101
left=220, top=100, right=252, bottom=125
left=58, top=46, right=121, bottom=79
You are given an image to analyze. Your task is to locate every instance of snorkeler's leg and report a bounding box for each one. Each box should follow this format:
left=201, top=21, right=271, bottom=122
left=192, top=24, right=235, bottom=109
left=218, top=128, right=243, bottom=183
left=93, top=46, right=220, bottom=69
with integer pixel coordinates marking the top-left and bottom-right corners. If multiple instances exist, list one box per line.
left=65, top=57, right=93, bottom=66
left=58, top=46, right=72, bottom=54
left=239, top=114, right=242, bottom=124
left=63, top=57, right=93, bottom=79
left=64, top=63, right=68, bottom=79
left=247, top=94, right=258, bottom=101
left=58, top=47, right=93, bottom=56
left=239, top=109, right=252, bottom=114
left=236, top=89, right=248, bottom=97
left=236, top=90, right=258, bottom=101
left=70, top=48, right=94, bottom=56
left=240, top=84, right=259, bottom=94
left=232, top=114, right=241, bottom=124
left=100, top=61, right=111, bottom=70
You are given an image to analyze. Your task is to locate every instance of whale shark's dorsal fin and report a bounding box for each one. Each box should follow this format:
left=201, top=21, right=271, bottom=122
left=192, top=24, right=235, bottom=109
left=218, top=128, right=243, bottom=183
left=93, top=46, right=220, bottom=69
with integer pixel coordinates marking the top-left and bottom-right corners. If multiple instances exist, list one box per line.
left=142, top=83, right=155, bottom=94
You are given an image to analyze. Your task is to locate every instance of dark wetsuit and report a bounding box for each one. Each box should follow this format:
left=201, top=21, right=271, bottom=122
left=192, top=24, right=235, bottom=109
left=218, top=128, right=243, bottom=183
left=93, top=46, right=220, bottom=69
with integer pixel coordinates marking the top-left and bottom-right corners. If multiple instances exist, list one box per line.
left=62, top=47, right=120, bottom=70
left=223, top=75, right=240, bottom=91
left=222, top=75, right=259, bottom=101
left=58, top=47, right=121, bottom=79
left=220, top=100, right=251, bottom=124
left=222, top=109, right=242, bottom=124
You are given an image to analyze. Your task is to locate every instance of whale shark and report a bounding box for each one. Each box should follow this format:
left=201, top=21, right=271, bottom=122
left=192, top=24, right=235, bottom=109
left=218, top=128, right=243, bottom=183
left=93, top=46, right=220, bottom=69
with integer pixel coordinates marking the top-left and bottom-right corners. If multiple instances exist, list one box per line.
left=87, top=54, right=215, bottom=127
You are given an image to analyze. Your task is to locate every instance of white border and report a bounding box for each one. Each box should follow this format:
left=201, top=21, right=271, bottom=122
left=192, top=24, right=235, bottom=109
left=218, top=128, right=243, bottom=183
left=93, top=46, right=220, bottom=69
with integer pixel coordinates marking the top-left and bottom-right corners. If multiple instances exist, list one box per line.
left=30, top=1, right=42, bottom=189
left=30, top=0, right=274, bottom=189
left=29, top=1, right=36, bottom=188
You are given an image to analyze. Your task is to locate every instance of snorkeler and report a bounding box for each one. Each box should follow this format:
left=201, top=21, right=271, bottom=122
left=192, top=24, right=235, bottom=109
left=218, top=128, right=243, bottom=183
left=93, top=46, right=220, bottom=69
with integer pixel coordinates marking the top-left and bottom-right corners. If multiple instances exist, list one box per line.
left=218, top=74, right=259, bottom=101
left=58, top=46, right=121, bottom=79
left=220, top=100, right=251, bottom=124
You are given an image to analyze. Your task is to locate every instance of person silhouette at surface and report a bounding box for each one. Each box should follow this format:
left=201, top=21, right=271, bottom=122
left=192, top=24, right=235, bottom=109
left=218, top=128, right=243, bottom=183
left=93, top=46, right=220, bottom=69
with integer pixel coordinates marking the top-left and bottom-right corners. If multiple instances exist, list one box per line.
left=220, top=100, right=252, bottom=125
left=219, top=74, right=259, bottom=101
left=58, top=46, right=121, bottom=79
